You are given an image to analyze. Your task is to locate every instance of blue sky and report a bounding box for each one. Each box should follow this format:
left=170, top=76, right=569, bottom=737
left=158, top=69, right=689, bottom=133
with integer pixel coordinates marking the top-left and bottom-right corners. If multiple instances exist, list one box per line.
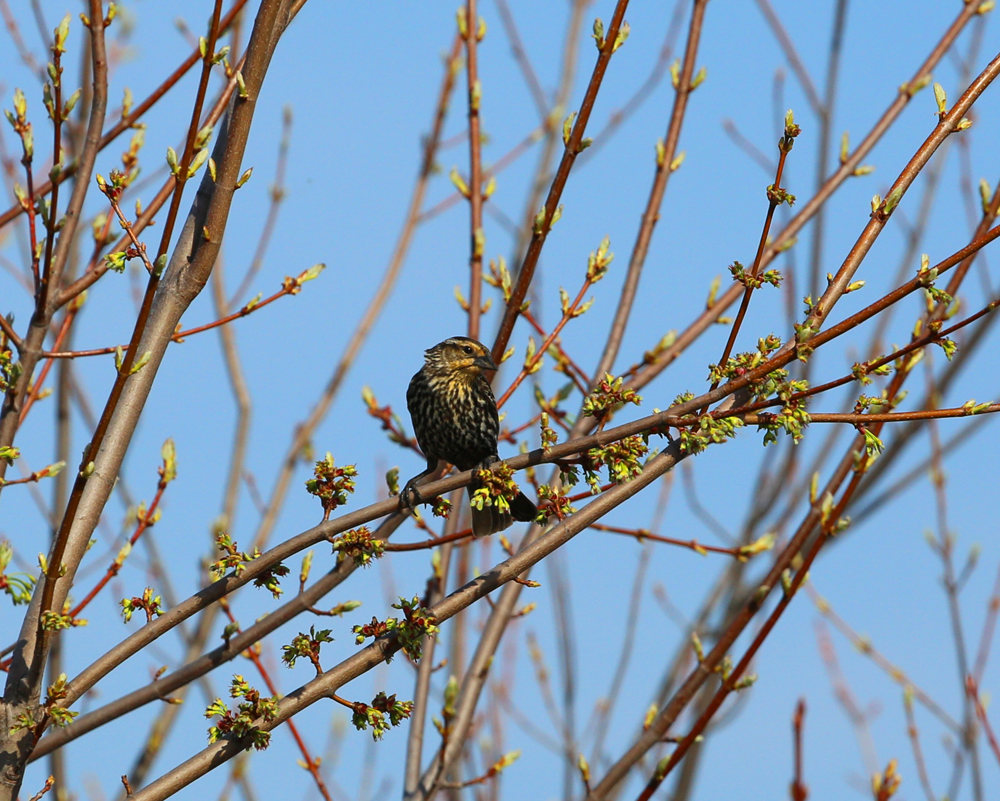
left=3, top=1, right=1000, bottom=799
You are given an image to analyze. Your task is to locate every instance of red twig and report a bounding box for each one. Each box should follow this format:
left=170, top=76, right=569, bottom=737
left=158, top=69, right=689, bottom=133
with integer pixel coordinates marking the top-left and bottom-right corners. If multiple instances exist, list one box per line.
left=496, top=279, right=592, bottom=408
left=589, top=523, right=750, bottom=560
left=22, top=144, right=40, bottom=295
left=228, top=106, right=293, bottom=309
left=54, top=49, right=250, bottom=309
left=807, top=584, right=958, bottom=731
left=0, top=0, right=252, bottom=232
left=219, top=602, right=333, bottom=801
left=0, top=464, right=62, bottom=488
left=790, top=699, right=807, bottom=801
left=967, top=676, right=1000, bottom=767
left=41, top=32, right=66, bottom=299
left=39, top=272, right=314, bottom=359
left=417, top=122, right=544, bottom=224
left=383, top=529, right=474, bottom=553
left=0, top=315, right=23, bottom=351
left=904, top=690, right=936, bottom=801
left=490, top=0, right=631, bottom=365
left=464, top=0, right=484, bottom=342
left=18, top=304, right=79, bottom=425
left=521, top=307, right=591, bottom=389
left=722, top=297, right=999, bottom=420
left=746, top=406, right=1000, bottom=425
left=711, top=121, right=797, bottom=390
left=68, top=465, right=171, bottom=619
left=973, top=559, right=1000, bottom=681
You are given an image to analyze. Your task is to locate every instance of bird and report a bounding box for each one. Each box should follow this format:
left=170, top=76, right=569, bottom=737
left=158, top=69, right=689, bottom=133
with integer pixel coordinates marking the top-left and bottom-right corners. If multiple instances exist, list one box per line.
left=403, top=336, right=537, bottom=537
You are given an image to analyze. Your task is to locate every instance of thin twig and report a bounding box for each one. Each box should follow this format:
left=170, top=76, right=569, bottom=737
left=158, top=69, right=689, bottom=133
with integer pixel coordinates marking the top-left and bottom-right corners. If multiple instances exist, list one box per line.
left=219, top=602, right=333, bottom=801
left=807, top=585, right=959, bottom=731
left=227, top=105, right=293, bottom=309
left=590, top=0, right=711, bottom=384
left=245, top=32, right=463, bottom=559
left=904, top=690, right=937, bottom=801
left=630, top=2, right=982, bottom=391
left=0, top=0, right=252, bottom=233
left=493, top=0, right=548, bottom=120
left=0, top=0, right=44, bottom=78
left=790, top=699, right=808, bottom=801
left=815, top=621, right=879, bottom=776
left=40, top=270, right=319, bottom=359
left=752, top=0, right=822, bottom=116
left=709, top=121, right=796, bottom=387
left=968, top=677, right=1000, bottom=768
left=491, top=0, right=631, bottom=366
left=465, top=0, right=484, bottom=341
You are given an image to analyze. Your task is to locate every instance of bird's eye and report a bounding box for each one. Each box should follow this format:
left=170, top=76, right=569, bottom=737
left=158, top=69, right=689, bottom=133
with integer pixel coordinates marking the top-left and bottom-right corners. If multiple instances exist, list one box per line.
left=462, top=346, right=474, bottom=355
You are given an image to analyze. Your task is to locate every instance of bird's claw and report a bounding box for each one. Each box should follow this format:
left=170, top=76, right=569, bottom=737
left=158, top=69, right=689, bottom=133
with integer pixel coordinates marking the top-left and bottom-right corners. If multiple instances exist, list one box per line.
left=399, top=479, right=424, bottom=513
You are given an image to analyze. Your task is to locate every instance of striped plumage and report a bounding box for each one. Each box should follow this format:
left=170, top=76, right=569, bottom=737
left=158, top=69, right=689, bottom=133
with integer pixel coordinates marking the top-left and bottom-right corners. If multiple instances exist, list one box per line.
left=404, top=336, right=537, bottom=537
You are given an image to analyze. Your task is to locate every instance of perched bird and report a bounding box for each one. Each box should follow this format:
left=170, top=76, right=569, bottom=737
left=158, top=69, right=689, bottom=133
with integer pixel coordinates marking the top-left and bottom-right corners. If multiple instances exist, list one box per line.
left=403, top=336, right=537, bottom=537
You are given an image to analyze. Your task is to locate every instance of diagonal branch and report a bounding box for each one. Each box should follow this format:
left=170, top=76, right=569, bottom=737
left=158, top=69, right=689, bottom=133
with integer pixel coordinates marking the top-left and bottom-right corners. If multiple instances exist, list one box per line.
left=490, top=0, right=631, bottom=365
left=0, top=3, right=298, bottom=799
left=128, top=445, right=685, bottom=801
left=591, top=0, right=710, bottom=383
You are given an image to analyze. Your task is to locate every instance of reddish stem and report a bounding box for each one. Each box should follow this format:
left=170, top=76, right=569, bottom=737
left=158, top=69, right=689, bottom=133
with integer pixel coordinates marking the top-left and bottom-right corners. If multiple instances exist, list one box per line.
left=968, top=676, right=1000, bottom=767
left=383, top=529, right=475, bottom=553
left=711, top=143, right=792, bottom=391
left=496, top=280, right=591, bottom=408
left=18, top=305, right=77, bottom=425
left=465, top=0, right=484, bottom=342
left=40, top=281, right=299, bottom=359
left=0, top=0, right=252, bottom=232
left=790, top=699, right=807, bottom=801
left=219, top=604, right=333, bottom=801
left=590, top=523, right=745, bottom=559
left=68, top=481, right=168, bottom=619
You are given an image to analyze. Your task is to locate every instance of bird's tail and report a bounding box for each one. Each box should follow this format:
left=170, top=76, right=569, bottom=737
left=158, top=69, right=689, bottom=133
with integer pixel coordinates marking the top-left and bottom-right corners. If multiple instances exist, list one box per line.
left=509, top=490, right=537, bottom=523
left=469, top=485, right=510, bottom=538
left=468, top=485, right=538, bottom=538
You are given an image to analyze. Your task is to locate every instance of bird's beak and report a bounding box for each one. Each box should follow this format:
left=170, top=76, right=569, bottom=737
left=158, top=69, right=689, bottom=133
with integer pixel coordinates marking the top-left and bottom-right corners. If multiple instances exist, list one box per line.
left=474, top=351, right=498, bottom=372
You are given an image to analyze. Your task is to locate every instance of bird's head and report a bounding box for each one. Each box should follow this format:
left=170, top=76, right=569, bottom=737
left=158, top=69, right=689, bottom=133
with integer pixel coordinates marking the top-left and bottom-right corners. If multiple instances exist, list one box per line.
left=423, top=336, right=497, bottom=379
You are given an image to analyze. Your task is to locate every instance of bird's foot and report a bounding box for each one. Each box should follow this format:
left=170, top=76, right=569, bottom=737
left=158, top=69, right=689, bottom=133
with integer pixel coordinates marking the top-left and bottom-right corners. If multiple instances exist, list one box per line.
left=399, top=478, right=424, bottom=513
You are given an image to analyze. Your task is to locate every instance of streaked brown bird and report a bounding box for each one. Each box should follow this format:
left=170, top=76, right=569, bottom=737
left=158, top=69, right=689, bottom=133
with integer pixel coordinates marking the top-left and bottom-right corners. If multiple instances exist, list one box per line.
left=403, top=336, right=537, bottom=537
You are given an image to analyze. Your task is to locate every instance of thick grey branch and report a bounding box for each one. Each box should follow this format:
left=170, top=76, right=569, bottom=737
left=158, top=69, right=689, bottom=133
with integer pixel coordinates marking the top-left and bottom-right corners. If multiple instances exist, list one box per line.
left=129, top=445, right=683, bottom=800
